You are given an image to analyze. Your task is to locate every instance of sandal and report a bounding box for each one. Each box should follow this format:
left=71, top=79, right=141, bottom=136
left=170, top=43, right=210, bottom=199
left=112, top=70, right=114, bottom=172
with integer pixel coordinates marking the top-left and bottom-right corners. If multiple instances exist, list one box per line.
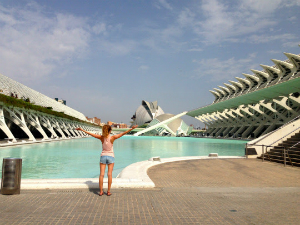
left=99, top=191, right=104, bottom=196
left=107, top=191, right=112, bottom=196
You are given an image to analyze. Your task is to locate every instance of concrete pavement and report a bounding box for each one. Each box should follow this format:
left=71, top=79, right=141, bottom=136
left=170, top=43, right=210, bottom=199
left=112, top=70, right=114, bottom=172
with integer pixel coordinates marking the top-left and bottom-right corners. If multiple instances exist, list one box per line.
left=1, top=158, right=299, bottom=224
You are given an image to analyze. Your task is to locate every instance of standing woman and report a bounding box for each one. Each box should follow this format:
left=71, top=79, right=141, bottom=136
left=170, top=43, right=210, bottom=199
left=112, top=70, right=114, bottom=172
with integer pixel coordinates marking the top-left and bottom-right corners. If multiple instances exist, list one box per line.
left=76, top=125, right=138, bottom=196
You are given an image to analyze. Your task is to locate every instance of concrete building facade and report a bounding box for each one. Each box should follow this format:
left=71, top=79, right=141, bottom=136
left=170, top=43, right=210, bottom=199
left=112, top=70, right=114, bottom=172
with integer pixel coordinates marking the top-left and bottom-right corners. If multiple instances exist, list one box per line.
left=187, top=49, right=300, bottom=139
left=86, top=116, right=101, bottom=126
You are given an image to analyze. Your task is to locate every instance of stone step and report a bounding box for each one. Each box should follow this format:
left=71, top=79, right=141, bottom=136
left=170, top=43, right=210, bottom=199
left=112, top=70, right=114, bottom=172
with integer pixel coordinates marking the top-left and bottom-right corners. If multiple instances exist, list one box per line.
left=287, top=137, right=300, bottom=141
left=265, top=151, right=300, bottom=158
left=267, top=152, right=300, bottom=157
left=260, top=155, right=300, bottom=166
left=292, top=133, right=300, bottom=137
left=278, top=143, right=300, bottom=148
left=257, top=131, right=300, bottom=167
left=281, top=141, right=300, bottom=145
left=273, top=146, right=300, bottom=152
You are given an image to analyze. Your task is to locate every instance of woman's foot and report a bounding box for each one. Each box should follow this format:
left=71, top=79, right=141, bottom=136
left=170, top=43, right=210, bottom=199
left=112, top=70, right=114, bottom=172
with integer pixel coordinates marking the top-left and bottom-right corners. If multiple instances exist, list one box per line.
left=107, top=191, right=112, bottom=196
left=99, top=191, right=104, bottom=196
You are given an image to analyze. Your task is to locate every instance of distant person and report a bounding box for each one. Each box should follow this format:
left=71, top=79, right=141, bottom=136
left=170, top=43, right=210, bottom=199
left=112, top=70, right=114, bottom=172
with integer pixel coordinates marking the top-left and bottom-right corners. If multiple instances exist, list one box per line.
left=76, top=125, right=138, bottom=196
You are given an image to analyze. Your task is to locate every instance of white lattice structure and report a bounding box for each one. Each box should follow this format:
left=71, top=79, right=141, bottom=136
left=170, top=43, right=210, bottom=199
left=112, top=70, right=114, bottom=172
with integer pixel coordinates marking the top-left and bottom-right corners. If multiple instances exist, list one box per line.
left=0, top=73, right=87, bottom=121
left=133, top=111, right=189, bottom=136
left=0, top=73, right=101, bottom=143
left=209, top=53, right=300, bottom=103
left=187, top=49, right=300, bottom=139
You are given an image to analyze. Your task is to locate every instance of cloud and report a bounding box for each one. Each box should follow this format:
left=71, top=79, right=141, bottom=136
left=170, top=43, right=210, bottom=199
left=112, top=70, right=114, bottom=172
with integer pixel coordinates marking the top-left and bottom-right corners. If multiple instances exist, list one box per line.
left=282, top=41, right=300, bottom=48
left=176, top=0, right=297, bottom=45
left=97, top=39, right=137, bottom=56
left=288, top=16, right=297, bottom=21
left=239, top=0, right=282, bottom=14
left=268, top=50, right=282, bottom=54
left=192, top=54, right=257, bottom=81
left=177, top=8, right=194, bottom=26
left=192, top=0, right=237, bottom=43
left=283, top=0, right=300, bottom=6
left=91, top=22, right=107, bottom=35
left=136, top=23, right=184, bottom=54
left=90, top=0, right=299, bottom=58
left=154, top=0, right=173, bottom=10
left=187, top=48, right=203, bottom=52
left=0, top=0, right=298, bottom=86
left=248, top=33, right=296, bottom=43
left=138, top=65, right=149, bottom=71
left=0, top=3, right=91, bottom=83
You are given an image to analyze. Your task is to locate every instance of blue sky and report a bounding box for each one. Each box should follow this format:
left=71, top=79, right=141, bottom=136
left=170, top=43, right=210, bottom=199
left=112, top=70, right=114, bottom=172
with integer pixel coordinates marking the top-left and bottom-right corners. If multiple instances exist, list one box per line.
left=0, top=0, right=299, bottom=126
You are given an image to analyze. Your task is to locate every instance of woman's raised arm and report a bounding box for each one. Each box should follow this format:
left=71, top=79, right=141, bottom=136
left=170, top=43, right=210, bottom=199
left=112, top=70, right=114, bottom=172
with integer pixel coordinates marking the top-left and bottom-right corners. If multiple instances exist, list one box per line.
left=111, top=125, right=138, bottom=141
left=76, top=127, right=102, bottom=139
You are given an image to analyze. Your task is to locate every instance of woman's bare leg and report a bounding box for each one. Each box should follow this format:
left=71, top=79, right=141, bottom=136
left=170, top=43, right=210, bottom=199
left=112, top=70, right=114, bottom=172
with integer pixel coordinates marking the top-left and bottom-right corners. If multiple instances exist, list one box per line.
left=99, top=163, right=106, bottom=195
left=107, top=163, right=114, bottom=195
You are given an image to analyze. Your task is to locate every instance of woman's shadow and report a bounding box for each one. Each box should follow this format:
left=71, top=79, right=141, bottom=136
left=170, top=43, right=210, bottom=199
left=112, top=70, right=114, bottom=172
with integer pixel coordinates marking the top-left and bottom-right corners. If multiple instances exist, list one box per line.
left=85, top=180, right=100, bottom=195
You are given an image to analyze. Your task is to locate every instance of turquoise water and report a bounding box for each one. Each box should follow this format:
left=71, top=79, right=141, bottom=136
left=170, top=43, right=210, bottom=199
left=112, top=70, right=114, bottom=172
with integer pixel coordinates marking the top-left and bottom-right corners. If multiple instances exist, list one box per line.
left=0, top=136, right=247, bottom=178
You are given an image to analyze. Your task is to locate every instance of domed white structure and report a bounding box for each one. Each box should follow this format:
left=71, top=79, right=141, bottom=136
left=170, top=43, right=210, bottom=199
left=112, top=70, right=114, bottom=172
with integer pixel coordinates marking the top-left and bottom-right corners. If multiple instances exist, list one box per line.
left=131, top=100, right=164, bottom=126
left=131, top=100, right=192, bottom=137
left=144, top=113, right=192, bottom=136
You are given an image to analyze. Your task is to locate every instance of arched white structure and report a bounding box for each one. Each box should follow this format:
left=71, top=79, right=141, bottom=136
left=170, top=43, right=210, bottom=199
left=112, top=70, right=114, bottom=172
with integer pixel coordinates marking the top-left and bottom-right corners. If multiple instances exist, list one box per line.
left=131, top=100, right=164, bottom=126
left=187, top=49, right=300, bottom=139
left=0, top=74, right=87, bottom=121
left=0, top=73, right=101, bottom=143
left=133, top=111, right=190, bottom=137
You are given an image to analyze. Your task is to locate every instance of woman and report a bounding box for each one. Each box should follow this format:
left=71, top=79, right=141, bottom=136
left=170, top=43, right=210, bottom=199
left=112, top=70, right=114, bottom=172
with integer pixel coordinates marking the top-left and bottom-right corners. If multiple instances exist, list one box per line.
left=76, top=125, right=138, bottom=196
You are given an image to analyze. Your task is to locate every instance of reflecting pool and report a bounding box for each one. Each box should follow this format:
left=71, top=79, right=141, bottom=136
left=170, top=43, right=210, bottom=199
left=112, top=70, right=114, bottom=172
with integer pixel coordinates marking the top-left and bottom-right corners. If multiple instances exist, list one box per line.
left=0, top=136, right=248, bottom=178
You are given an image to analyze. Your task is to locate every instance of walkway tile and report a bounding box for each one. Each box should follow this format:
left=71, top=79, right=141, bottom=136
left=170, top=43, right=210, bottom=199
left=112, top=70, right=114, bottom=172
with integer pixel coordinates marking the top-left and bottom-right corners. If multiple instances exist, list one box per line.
left=0, top=159, right=299, bottom=224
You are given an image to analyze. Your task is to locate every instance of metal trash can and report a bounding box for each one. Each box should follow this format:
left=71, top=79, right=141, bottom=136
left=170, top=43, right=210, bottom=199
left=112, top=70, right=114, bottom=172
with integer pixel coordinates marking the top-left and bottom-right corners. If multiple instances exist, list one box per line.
left=1, top=158, right=22, bottom=195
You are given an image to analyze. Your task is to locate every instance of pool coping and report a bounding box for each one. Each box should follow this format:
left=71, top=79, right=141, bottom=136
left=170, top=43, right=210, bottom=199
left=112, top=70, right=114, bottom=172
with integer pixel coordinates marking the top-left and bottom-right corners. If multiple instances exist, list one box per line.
left=0, top=136, right=86, bottom=147
left=9, top=156, right=245, bottom=190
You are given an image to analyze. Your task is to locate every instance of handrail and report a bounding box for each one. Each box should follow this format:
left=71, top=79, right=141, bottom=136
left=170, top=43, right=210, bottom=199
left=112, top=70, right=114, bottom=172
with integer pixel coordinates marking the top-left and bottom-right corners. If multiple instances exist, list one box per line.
left=289, top=140, right=300, bottom=149
left=268, top=126, right=300, bottom=146
left=247, top=141, right=300, bottom=167
left=250, top=114, right=300, bottom=145
left=265, top=145, right=294, bottom=167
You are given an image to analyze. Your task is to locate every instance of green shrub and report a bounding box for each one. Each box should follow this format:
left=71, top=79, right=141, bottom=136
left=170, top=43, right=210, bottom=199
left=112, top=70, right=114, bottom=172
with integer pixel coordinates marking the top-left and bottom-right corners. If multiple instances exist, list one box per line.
left=0, top=93, right=99, bottom=127
left=138, top=124, right=148, bottom=128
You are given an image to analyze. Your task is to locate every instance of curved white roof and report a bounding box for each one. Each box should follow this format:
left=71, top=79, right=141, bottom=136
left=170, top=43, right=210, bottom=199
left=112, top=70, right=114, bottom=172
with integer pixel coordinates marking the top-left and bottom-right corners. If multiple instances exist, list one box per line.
left=209, top=52, right=300, bottom=103
left=0, top=73, right=87, bottom=121
left=132, top=100, right=164, bottom=126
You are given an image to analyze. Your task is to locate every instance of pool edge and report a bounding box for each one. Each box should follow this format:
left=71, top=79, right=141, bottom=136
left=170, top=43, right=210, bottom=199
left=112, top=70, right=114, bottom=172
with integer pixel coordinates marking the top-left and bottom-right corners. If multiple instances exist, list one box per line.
left=7, top=156, right=245, bottom=190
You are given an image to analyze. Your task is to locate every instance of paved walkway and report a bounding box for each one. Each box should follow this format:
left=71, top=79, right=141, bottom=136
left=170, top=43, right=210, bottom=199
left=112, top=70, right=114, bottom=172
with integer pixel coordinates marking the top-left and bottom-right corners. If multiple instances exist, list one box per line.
left=1, top=158, right=300, bottom=224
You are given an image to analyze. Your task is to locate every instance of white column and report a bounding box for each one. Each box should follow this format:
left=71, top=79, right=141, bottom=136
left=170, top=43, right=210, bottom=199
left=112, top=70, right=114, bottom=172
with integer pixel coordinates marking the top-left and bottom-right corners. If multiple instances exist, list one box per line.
left=0, top=105, right=17, bottom=142
left=4, top=106, right=36, bottom=141
left=23, top=111, right=49, bottom=140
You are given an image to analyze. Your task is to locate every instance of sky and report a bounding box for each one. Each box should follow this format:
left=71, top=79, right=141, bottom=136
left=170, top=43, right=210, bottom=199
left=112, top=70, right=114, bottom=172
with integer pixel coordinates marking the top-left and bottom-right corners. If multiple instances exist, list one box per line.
left=0, top=0, right=299, bottom=127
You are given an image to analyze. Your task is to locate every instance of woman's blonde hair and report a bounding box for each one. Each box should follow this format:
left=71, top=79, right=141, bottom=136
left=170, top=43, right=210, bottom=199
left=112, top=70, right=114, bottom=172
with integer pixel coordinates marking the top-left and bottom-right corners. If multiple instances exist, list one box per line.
left=102, top=125, right=112, bottom=137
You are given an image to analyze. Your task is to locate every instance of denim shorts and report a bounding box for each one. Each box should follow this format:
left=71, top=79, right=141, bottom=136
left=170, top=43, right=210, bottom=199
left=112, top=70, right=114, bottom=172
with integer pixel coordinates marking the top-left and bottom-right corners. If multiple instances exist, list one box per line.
left=100, top=156, right=115, bottom=164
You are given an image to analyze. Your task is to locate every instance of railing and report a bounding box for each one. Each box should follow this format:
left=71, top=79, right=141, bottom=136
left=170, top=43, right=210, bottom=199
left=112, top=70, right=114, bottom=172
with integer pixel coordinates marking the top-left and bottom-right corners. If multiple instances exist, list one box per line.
left=246, top=141, right=300, bottom=167
left=268, top=126, right=300, bottom=147
left=250, top=114, right=300, bottom=146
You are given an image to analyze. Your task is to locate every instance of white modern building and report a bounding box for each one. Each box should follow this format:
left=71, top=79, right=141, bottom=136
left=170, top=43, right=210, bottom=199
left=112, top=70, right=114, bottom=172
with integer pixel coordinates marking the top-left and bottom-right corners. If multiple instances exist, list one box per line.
left=0, top=74, right=86, bottom=121
left=132, top=100, right=192, bottom=136
left=143, top=113, right=192, bottom=136
left=0, top=73, right=100, bottom=143
left=131, top=100, right=164, bottom=126
left=187, top=50, right=300, bottom=140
